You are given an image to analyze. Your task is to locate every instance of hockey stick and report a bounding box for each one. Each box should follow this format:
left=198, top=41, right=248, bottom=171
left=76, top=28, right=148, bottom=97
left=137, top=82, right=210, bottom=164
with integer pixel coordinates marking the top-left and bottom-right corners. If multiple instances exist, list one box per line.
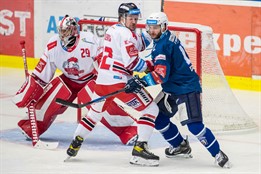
left=20, top=41, right=59, bottom=149
left=56, top=88, right=126, bottom=108
left=20, top=41, right=29, bottom=78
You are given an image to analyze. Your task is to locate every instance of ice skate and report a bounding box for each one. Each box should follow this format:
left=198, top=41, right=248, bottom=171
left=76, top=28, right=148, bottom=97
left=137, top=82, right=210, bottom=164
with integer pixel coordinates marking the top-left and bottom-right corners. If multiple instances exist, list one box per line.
left=130, top=141, right=159, bottom=166
left=66, top=136, right=84, bottom=158
left=165, top=138, right=192, bottom=158
left=215, top=150, right=231, bottom=168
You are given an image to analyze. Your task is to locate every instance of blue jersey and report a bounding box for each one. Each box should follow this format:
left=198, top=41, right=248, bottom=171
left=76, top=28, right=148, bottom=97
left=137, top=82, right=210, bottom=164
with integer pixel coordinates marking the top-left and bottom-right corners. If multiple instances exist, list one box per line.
left=142, top=30, right=202, bottom=95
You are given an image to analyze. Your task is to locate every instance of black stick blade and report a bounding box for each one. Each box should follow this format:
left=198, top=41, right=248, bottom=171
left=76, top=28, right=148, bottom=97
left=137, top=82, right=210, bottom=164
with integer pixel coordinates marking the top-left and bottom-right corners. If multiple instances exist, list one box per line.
left=55, top=98, right=80, bottom=108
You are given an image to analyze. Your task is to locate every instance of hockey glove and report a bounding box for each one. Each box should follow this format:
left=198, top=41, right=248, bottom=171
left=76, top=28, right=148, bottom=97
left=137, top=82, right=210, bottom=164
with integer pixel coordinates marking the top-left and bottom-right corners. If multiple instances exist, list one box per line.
left=12, top=74, right=45, bottom=108
left=145, top=60, right=154, bottom=73
left=125, top=75, right=147, bottom=93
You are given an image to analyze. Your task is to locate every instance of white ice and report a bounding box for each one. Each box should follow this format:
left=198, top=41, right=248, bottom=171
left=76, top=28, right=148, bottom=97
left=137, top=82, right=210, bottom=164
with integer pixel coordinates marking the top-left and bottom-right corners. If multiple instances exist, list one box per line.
left=0, top=68, right=260, bottom=174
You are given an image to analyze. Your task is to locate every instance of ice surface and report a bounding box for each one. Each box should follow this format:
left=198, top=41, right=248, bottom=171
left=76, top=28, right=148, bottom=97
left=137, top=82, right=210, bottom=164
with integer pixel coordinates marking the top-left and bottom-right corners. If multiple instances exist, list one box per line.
left=0, top=68, right=260, bottom=174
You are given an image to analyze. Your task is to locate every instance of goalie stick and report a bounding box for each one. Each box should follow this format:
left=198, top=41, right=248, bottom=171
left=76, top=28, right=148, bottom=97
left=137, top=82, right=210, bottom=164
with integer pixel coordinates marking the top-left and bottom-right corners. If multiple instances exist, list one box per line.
left=56, top=88, right=126, bottom=108
left=20, top=41, right=59, bottom=149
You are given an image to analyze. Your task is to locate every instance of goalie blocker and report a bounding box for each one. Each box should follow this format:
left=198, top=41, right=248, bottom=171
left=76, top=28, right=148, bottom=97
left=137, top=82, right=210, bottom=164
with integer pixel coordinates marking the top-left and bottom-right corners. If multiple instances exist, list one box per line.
left=13, top=75, right=137, bottom=145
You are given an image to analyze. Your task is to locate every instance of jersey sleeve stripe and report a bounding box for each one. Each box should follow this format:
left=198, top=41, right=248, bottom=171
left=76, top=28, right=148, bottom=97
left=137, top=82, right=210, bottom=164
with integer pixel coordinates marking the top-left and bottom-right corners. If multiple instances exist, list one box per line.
left=132, top=58, right=146, bottom=72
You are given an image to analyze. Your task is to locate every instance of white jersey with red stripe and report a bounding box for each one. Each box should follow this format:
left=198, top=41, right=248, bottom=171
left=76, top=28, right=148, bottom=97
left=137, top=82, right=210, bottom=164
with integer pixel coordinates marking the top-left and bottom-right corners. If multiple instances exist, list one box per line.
left=96, top=23, right=147, bottom=85
left=33, top=31, right=100, bottom=84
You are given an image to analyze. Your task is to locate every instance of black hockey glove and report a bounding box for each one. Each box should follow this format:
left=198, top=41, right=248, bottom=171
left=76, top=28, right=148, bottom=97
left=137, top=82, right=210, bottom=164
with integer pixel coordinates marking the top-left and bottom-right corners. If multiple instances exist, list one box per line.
left=125, top=75, right=147, bottom=93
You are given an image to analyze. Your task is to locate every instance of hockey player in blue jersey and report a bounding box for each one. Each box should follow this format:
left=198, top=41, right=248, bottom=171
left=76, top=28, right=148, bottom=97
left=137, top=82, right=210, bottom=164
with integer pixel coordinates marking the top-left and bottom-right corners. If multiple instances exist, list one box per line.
left=126, top=12, right=231, bottom=168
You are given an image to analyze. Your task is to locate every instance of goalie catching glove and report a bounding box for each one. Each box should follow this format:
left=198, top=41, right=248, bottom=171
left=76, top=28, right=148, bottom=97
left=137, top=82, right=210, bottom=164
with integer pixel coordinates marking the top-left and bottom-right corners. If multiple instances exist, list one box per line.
left=125, top=75, right=147, bottom=93
left=12, top=74, right=45, bottom=108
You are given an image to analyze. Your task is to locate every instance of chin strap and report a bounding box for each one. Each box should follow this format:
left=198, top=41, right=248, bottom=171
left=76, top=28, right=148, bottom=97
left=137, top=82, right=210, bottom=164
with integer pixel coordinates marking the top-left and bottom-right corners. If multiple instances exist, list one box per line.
left=120, top=20, right=126, bottom=27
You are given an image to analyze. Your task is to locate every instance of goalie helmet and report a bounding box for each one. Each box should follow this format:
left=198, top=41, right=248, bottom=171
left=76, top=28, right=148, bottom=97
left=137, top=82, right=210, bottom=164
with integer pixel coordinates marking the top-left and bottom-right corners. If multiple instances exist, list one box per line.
left=146, top=12, right=168, bottom=32
left=118, top=3, right=140, bottom=18
left=57, top=15, right=79, bottom=48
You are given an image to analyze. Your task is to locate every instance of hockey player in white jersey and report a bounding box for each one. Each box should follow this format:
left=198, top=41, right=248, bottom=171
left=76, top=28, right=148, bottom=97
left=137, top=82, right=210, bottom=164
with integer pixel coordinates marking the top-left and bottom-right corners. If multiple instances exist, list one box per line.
left=66, top=3, right=160, bottom=166
left=12, top=15, right=138, bottom=146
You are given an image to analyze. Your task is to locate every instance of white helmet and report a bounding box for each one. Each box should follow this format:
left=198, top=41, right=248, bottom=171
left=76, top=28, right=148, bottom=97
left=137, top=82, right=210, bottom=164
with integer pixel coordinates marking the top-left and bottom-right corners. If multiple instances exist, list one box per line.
left=146, top=12, right=168, bottom=32
left=57, top=15, right=79, bottom=48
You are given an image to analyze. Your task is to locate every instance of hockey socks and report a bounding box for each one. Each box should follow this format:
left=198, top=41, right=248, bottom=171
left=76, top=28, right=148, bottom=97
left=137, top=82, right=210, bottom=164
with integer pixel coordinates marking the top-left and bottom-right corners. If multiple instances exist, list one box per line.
left=137, top=114, right=156, bottom=142
left=155, top=112, right=184, bottom=147
left=187, top=122, right=220, bottom=157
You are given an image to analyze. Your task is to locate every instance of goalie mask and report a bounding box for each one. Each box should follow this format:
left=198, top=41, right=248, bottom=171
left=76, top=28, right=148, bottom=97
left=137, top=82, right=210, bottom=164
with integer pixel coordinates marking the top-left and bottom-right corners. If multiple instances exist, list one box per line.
left=146, top=12, right=168, bottom=37
left=57, top=15, right=79, bottom=48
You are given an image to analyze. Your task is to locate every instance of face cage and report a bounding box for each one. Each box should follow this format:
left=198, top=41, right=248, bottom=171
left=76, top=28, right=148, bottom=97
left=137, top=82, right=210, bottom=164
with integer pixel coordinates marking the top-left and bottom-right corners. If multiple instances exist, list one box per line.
left=58, top=26, right=76, bottom=40
left=58, top=26, right=78, bottom=46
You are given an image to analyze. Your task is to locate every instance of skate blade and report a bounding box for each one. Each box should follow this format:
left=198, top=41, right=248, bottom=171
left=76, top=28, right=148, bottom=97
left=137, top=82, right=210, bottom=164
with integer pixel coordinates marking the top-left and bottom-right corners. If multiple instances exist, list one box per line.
left=166, top=153, right=193, bottom=159
left=64, top=156, right=72, bottom=162
left=130, top=156, right=159, bottom=167
left=223, top=161, right=232, bottom=169
left=216, top=161, right=232, bottom=169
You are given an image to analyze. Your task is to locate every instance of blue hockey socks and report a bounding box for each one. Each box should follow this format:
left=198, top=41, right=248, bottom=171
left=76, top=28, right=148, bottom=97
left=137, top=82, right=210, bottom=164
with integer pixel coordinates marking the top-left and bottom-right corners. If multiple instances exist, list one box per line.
left=155, top=112, right=184, bottom=147
left=187, top=122, right=220, bottom=157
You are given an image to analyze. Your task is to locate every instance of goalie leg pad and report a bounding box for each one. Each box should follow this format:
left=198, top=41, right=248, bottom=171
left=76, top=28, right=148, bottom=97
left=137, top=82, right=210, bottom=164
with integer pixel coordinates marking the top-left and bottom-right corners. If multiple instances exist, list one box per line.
left=18, top=119, right=44, bottom=140
left=78, top=80, right=138, bottom=145
left=100, top=117, right=137, bottom=145
left=35, top=77, right=72, bottom=116
left=18, top=77, right=72, bottom=138
left=77, top=79, right=96, bottom=111
left=101, top=101, right=137, bottom=145
left=12, top=75, right=44, bottom=108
